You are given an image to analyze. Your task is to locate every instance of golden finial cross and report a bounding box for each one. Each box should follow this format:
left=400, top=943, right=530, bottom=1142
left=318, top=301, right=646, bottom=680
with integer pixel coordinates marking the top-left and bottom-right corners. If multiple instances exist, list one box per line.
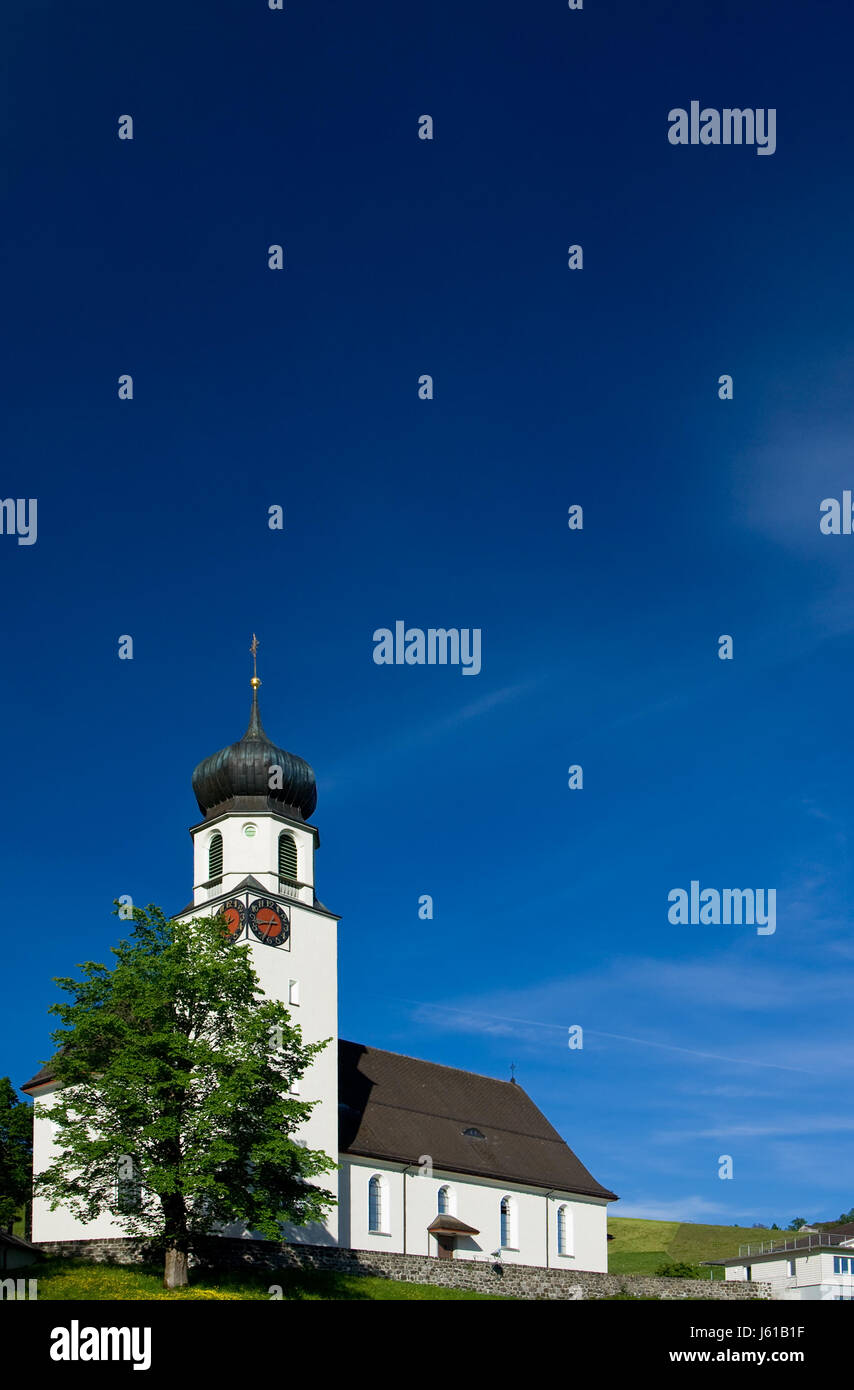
left=250, top=634, right=261, bottom=688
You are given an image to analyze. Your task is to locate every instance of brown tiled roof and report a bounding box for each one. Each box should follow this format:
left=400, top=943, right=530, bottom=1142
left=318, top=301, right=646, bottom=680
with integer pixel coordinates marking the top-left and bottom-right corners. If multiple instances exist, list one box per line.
left=21, top=1063, right=56, bottom=1094
left=428, top=1215, right=480, bottom=1235
left=0, top=1230, right=40, bottom=1255
left=338, top=1040, right=617, bottom=1200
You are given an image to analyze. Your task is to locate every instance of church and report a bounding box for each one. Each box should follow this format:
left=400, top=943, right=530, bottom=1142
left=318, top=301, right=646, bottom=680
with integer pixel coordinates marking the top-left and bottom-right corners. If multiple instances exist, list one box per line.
left=24, top=664, right=617, bottom=1270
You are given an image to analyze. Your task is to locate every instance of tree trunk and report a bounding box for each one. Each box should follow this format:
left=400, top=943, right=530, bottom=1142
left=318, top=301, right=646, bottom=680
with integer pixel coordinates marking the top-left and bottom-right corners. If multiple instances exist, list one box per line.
left=164, top=1247, right=189, bottom=1288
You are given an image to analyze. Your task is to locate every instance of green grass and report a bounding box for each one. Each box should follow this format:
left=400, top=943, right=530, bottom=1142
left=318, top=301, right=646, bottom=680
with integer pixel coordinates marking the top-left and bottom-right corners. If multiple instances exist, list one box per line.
left=607, top=1217, right=769, bottom=1280
left=17, top=1258, right=505, bottom=1301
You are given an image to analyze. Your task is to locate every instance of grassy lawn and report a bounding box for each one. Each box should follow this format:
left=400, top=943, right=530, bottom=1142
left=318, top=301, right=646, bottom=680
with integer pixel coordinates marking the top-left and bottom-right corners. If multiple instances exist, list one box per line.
left=607, top=1217, right=768, bottom=1281
left=17, top=1258, right=505, bottom=1301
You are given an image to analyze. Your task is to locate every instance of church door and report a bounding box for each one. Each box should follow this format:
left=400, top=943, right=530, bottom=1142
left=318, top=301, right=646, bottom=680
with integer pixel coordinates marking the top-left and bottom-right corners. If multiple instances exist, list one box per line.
left=436, top=1236, right=455, bottom=1260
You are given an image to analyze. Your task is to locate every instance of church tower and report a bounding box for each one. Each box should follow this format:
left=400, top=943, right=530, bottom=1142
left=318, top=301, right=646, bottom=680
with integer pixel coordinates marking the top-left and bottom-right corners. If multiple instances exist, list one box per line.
left=176, top=642, right=340, bottom=1244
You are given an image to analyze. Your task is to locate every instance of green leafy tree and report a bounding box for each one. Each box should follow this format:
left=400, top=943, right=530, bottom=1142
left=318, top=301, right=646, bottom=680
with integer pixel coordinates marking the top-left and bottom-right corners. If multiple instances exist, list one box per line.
left=787, top=1217, right=808, bottom=1231
left=35, top=906, right=335, bottom=1287
left=0, top=1077, right=33, bottom=1232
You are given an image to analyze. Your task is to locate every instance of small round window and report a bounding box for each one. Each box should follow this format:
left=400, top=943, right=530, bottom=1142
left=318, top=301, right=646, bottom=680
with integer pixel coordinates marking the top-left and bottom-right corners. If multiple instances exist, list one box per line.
left=243, top=823, right=257, bottom=838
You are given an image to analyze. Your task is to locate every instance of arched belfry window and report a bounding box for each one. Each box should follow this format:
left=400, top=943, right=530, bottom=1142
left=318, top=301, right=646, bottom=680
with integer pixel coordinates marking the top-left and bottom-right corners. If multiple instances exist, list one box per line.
left=278, top=832, right=298, bottom=882
left=368, top=1175, right=384, bottom=1233
left=209, top=832, right=223, bottom=883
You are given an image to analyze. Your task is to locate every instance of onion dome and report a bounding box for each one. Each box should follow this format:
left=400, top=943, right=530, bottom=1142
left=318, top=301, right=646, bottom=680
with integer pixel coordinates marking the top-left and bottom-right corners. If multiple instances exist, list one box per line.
left=192, top=681, right=317, bottom=823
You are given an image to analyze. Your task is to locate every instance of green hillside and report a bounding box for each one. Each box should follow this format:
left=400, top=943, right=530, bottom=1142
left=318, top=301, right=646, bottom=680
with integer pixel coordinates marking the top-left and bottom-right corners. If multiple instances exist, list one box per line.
left=607, top=1217, right=768, bottom=1280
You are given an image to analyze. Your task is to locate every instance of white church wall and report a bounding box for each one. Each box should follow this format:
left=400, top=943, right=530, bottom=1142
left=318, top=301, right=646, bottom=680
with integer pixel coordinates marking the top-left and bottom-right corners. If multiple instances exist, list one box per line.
left=340, top=1158, right=610, bottom=1271
left=30, top=1085, right=130, bottom=1242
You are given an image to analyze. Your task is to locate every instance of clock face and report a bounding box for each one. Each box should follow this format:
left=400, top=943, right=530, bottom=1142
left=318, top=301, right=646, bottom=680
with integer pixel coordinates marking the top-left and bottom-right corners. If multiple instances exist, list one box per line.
left=248, top=897, right=290, bottom=946
left=220, top=899, right=247, bottom=939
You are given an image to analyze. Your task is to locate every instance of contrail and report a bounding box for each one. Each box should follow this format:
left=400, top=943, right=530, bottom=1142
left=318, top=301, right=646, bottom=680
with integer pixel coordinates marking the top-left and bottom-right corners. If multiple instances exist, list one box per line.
left=387, top=996, right=818, bottom=1076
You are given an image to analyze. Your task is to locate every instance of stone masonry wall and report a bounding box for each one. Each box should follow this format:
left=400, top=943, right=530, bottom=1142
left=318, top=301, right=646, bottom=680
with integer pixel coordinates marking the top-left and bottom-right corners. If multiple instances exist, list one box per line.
left=35, top=1237, right=771, bottom=1300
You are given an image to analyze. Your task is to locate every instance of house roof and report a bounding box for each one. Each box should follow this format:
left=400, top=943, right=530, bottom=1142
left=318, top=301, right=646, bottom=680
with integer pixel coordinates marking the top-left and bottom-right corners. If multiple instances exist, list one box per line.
left=709, top=1244, right=850, bottom=1267
left=708, top=1226, right=854, bottom=1267
left=0, top=1230, right=40, bottom=1255
left=338, top=1040, right=617, bottom=1200
left=21, top=1063, right=55, bottom=1094
left=427, top=1215, right=480, bottom=1236
left=817, top=1220, right=854, bottom=1239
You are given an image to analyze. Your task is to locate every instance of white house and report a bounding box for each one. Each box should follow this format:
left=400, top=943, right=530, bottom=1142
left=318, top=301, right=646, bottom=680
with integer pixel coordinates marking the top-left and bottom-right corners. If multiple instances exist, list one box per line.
left=23, top=669, right=617, bottom=1270
left=712, top=1225, right=854, bottom=1300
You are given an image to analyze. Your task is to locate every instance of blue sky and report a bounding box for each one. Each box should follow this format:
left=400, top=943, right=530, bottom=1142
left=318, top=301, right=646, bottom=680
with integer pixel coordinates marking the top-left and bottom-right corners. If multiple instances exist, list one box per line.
left=3, top=0, right=854, bottom=1229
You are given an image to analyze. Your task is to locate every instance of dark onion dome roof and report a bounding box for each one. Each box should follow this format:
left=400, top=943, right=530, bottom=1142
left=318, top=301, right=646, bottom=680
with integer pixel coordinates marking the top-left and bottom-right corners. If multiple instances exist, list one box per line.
left=191, top=686, right=317, bottom=823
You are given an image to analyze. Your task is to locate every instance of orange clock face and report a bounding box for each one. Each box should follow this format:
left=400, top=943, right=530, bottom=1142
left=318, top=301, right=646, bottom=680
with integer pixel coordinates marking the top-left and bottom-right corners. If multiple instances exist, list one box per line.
left=248, top=897, right=289, bottom=946
left=221, top=899, right=246, bottom=938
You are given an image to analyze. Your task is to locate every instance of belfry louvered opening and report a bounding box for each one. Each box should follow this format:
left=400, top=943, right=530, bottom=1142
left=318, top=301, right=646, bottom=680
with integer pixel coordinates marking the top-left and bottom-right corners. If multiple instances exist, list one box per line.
left=278, top=832, right=298, bottom=882
left=208, top=832, right=223, bottom=882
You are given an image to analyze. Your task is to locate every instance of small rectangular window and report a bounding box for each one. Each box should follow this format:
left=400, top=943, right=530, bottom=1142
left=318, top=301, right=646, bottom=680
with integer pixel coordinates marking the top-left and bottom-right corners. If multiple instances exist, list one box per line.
left=289, top=979, right=300, bottom=1006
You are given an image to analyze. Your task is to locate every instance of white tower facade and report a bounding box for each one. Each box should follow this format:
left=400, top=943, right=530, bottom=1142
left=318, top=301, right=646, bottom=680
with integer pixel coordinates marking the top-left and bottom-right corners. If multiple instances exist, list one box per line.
left=179, top=673, right=340, bottom=1244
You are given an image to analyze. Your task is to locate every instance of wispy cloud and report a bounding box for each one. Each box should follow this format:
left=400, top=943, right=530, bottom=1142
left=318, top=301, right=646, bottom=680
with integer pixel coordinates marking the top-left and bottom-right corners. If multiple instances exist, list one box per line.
left=612, top=1197, right=729, bottom=1222
left=690, top=1118, right=854, bottom=1139
left=320, top=679, right=539, bottom=794
left=395, top=996, right=819, bottom=1075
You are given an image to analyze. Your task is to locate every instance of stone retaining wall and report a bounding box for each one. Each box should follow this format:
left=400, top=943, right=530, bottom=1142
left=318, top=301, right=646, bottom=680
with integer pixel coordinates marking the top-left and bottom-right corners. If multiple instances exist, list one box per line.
left=35, top=1237, right=771, bottom=1300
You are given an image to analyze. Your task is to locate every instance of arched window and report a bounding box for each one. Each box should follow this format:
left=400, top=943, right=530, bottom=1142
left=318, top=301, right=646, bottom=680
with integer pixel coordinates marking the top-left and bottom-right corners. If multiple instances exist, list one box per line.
left=500, top=1196, right=514, bottom=1248
left=438, top=1185, right=451, bottom=1215
left=557, top=1204, right=572, bottom=1255
left=208, top=832, right=223, bottom=882
left=278, top=832, right=298, bottom=882
left=368, top=1175, right=384, bottom=1233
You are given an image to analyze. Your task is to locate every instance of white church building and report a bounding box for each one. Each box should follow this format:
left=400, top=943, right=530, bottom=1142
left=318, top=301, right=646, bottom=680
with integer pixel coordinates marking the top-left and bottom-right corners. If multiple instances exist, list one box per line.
left=24, top=672, right=617, bottom=1270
